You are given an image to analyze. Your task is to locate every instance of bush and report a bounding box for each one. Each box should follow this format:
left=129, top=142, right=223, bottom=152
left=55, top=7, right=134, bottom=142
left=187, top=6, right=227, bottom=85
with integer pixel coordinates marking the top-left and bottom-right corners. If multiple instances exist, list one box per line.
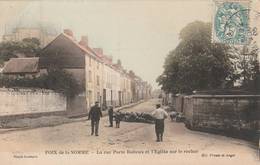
left=44, top=69, right=84, bottom=97
left=0, top=69, right=84, bottom=97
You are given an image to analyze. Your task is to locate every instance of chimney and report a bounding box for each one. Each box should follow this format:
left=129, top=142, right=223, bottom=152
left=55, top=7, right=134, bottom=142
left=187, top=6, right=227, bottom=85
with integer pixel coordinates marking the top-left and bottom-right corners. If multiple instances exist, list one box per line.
left=79, top=35, right=88, bottom=47
left=107, top=55, right=113, bottom=63
left=63, top=29, right=73, bottom=37
left=93, top=48, right=103, bottom=57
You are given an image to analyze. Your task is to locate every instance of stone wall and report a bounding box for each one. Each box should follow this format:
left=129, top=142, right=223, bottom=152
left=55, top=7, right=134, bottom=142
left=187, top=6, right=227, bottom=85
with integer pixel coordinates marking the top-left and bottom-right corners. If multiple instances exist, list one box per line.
left=183, top=96, right=193, bottom=122
left=172, top=95, right=185, bottom=112
left=66, top=94, right=88, bottom=117
left=0, top=88, right=66, bottom=117
left=183, top=95, right=260, bottom=140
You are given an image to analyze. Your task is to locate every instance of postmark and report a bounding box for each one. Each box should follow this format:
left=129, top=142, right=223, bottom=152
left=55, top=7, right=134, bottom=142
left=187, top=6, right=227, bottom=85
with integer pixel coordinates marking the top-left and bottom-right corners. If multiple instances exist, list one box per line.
left=213, top=1, right=250, bottom=45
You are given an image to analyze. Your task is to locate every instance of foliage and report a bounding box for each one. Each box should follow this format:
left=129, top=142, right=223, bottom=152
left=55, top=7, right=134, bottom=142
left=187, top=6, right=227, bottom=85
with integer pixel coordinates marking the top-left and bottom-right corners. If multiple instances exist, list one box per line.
left=22, top=37, right=41, bottom=46
left=0, top=38, right=85, bottom=97
left=231, top=42, right=259, bottom=92
left=0, top=69, right=84, bottom=97
left=44, top=68, right=84, bottom=97
left=0, top=38, right=41, bottom=65
left=157, top=21, right=236, bottom=94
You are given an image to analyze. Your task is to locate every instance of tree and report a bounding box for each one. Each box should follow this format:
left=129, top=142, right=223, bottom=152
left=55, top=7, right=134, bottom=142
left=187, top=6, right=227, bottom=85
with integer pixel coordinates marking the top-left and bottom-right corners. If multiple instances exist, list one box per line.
left=231, top=41, right=260, bottom=92
left=22, top=37, right=41, bottom=46
left=44, top=68, right=84, bottom=97
left=0, top=38, right=41, bottom=65
left=157, top=21, right=236, bottom=94
left=0, top=68, right=84, bottom=97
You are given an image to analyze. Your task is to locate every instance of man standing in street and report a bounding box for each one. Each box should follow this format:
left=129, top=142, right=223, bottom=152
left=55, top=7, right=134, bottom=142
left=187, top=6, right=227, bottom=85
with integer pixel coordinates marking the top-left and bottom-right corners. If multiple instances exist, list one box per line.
left=88, top=101, right=103, bottom=136
left=151, top=104, right=168, bottom=142
left=108, top=106, right=114, bottom=127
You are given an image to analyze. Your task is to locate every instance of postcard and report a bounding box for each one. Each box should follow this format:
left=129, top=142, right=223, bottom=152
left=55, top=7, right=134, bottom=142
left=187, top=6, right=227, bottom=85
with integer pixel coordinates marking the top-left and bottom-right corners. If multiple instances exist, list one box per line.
left=0, top=0, right=259, bottom=164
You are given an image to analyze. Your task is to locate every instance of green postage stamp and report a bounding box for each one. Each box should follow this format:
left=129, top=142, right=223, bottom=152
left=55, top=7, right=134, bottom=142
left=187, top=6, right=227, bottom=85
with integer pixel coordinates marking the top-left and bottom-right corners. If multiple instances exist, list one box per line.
left=212, top=0, right=251, bottom=45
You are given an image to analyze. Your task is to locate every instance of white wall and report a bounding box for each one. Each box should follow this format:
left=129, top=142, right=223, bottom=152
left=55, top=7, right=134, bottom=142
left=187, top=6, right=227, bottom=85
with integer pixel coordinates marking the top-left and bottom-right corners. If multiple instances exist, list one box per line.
left=0, top=88, right=66, bottom=116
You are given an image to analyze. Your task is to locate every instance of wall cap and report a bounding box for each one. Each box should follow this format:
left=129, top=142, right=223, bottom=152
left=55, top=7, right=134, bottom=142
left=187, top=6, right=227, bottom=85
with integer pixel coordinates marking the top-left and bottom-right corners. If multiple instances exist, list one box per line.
left=189, top=95, right=260, bottom=98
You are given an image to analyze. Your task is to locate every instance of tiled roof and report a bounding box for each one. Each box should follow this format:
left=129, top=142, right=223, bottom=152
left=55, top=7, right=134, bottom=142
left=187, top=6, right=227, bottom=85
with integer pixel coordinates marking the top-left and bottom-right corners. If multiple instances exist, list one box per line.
left=61, top=33, right=103, bottom=62
left=3, top=57, right=39, bottom=73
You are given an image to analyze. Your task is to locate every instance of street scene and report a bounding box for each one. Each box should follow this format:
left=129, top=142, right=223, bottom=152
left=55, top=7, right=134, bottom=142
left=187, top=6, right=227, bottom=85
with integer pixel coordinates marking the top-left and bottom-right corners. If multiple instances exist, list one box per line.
left=0, top=0, right=259, bottom=165
left=0, top=99, right=258, bottom=164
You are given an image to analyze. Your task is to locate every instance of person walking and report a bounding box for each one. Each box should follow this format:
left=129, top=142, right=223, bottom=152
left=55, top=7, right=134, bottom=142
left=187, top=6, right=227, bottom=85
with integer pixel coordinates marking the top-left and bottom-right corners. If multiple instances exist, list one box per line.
left=88, top=101, right=103, bottom=136
left=108, top=106, right=114, bottom=127
left=151, top=104, right=168, bottom=142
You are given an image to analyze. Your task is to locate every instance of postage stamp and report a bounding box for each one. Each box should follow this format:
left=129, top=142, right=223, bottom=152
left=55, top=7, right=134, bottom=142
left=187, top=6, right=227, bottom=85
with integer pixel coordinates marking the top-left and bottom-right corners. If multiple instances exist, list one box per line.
left=212, top=0, right=251, bottom=45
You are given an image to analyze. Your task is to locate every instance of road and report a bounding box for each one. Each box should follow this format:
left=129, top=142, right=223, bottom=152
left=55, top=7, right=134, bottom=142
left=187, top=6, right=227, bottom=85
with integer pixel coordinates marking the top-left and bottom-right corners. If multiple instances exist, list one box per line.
left=0, top=99, right=259, bottom=165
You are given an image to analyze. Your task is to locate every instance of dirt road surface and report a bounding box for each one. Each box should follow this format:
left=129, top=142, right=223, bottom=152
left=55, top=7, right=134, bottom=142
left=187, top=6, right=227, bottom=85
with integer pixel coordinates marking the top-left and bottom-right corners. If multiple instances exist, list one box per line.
left=0, top=99, right=259, bottom=165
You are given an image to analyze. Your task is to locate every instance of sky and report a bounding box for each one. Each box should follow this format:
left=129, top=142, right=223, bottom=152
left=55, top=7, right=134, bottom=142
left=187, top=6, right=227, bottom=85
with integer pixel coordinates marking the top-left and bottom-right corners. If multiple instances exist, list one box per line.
left=0, top=0, right=217, bottom=89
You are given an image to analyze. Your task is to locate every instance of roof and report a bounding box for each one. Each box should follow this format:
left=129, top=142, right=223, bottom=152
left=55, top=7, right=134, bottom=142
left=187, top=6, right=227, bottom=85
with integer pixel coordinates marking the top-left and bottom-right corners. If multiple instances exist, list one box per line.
left=3, top=57, right=39, bottom=74
left=41, top=33, right=103, bottom=63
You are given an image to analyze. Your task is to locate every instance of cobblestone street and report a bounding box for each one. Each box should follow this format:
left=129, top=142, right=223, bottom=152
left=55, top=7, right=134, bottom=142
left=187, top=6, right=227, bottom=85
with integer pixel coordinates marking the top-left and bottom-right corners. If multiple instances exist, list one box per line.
left=0, top=99, right=259, bottom=165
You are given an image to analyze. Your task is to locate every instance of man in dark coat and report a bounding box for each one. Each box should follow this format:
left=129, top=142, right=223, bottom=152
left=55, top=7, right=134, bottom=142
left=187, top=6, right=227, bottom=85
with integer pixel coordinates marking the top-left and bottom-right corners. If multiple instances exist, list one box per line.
left=108, top=106, right=114, bottom=127
left=88, top=101, right=103, bottom=136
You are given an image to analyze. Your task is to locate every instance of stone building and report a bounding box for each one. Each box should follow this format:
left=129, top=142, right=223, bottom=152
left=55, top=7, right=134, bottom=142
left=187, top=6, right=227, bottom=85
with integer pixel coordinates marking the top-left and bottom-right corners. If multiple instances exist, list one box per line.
left=2, top=29, right=152, bottom=115
left=3, top=27, right=58, bottom=48
left=39, top=29, right=88, bottom=115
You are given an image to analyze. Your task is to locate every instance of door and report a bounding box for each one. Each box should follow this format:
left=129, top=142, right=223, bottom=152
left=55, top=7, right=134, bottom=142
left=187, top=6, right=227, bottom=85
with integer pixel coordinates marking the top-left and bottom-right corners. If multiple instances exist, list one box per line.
left=103, top=89, right=106, bottom=108
left=111, top=90, right=113, bottom=106
left=118, top=91, right=122, bottom=107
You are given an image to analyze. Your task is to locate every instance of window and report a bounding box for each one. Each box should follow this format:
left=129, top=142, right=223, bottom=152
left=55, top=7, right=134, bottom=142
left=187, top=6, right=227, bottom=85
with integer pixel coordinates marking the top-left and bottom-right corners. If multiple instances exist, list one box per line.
left=97, top=75, right=100, bottom=86
left=88, top=70, right=92, bottom=82
left=89, top=57, right=92, bottom=66
left=88, top=90, right=93, bottom=106
left=97, top=92, right=100, bottom=102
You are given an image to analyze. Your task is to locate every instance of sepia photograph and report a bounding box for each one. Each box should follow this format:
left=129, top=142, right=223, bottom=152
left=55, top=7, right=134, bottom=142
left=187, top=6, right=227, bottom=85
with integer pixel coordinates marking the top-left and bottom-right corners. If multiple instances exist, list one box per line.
left=0, top=0, right=259, bottom=164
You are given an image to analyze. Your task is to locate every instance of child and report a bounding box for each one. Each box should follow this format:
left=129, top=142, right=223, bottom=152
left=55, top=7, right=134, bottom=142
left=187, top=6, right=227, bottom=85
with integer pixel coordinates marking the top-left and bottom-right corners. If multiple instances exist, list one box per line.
left=114, top=111, right=122, bottom=128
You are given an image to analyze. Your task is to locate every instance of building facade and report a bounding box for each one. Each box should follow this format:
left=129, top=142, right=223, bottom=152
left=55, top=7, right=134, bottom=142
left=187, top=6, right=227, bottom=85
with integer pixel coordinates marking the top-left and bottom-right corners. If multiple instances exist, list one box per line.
left=3, top=29, right=152, bottom=114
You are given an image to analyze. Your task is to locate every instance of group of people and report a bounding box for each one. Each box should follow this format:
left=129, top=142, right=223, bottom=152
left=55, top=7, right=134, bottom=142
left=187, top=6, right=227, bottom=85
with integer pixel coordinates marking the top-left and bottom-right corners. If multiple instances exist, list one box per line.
left=88, top=101, right=122, bottom=136
left=88, top=101, right=168, bottom=142
left=108, top=106, right=122, bottom=128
